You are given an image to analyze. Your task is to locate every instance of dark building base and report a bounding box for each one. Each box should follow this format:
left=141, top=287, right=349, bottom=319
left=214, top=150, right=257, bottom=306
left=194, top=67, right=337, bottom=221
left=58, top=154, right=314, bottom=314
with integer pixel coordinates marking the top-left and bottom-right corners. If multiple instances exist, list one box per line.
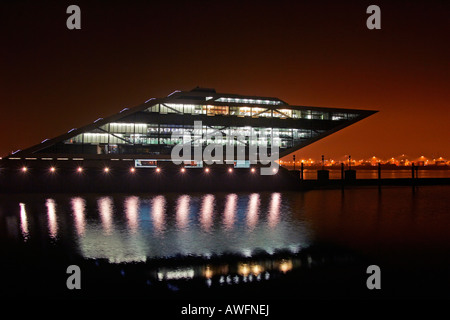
left=0, top=160, right=302, bottom=193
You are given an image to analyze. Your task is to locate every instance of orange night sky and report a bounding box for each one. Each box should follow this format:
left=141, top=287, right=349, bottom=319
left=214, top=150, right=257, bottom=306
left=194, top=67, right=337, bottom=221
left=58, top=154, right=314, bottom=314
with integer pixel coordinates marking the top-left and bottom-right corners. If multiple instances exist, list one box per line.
left=1, top=1, right=449, bottom=161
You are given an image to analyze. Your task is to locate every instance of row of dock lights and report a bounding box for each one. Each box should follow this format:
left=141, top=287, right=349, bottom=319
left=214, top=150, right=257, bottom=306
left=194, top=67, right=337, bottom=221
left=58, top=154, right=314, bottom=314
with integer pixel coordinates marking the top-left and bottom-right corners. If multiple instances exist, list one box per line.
left=19, top=166, right=270, bottom=174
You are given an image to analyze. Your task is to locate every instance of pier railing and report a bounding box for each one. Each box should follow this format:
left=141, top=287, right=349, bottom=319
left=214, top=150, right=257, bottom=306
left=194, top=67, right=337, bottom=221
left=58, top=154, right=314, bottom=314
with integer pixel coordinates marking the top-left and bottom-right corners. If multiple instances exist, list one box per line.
left=288, top=163, right=450, bottom=188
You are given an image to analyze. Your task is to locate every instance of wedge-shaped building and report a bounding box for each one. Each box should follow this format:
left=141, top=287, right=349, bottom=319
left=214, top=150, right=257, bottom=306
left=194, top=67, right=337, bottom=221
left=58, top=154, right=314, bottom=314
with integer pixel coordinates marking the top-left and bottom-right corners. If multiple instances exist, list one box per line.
left=1, top=88, right=376, bottom=193
left=7, top=87, right=376, bottom=161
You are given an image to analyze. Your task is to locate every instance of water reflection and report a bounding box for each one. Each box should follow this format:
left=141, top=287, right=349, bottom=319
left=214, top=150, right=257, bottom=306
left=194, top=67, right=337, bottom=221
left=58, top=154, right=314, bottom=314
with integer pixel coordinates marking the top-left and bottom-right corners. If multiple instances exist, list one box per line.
left=86, top=192, right=308, bottom=261
left=8, top=192, right=312, bottom=263
left=176, top=195, right=190, bottom=231
left=19, top=203, right=29, bottom=240
left=46, top=199, right=58, bottom=239
left=154, top=256, right=301, bottom=286
left=71, top=197, right=86, bottom=236
left=125, top=196, right=139, bottom=234
left=200, top=194, right=214, bottom=233
left=151, top=195, right=166, bottom=235
left=223, top=193, right=237, bottom=231
left=4, top=186, right=450, bottom=297
left=268, top=192, right=281, bottom=229
left=98, top=197, right=113, bottom=235
left=279, top=259, right=293, bottom=273
left=246, top=193, right=260, bottom=230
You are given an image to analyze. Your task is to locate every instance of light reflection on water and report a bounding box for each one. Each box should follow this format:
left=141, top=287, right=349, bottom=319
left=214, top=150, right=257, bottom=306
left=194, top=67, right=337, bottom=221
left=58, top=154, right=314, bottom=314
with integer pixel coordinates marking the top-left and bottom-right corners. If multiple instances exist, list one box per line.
left=268, top=192, right=281, bottom=229
left=45, top=199, right=58, bottom=239
left=151, top=195, right=165, bottom=235
left=8, top=192, right=310, bottom=263
left=176, top=194, right=190, bottom=231
left=155, top=257, right=300, bottom=285
left=71, top=197, right=86, bottom=236
left=223, top=193, right=237, bottom=231
left=246, top=193, right=260, bottom=231
left=5, top=186, right=450, bottom=268
left=200, top=194, right=214, bottom=233
left=19, top=203, right=29, bottom=240
left=4, top=187, right=450, bottom=297
left=125, top=196, right=139, bottom=234
left=98, top=197, right=114, bottom=235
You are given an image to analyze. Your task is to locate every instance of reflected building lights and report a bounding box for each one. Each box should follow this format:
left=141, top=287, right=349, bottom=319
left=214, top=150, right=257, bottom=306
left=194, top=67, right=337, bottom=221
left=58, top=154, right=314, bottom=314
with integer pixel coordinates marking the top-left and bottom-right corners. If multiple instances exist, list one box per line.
left=223, top=193, right=237, bottom=231
left=71, top=197, right=86, bottom=236
left=268, top=192, right=281, bottom=228
left=279, top=259, right=293, bottom=273
left=125, top=196, right=140, bottom=234
left=9, top=191, right=312, bottom=265
left=19, top=203, right=29, bottom=240
left=251, top=264, right=263, bottom=276
left=200, top=194, right=214, bottom=232
left=204, top=266, right=213, bottom=279
left=238, top=263, right=264, bottom=277
left=46, top=199, right=58, bottom=239
left=238, top=263, right=250, bottom=277
left=247, top=193, right=260, bottom=230
left=152, top=195, right=166, bottom=235
left=151, top=257, right=300, bottom=286
left=157, top=268, right=195, bottom=281
left=98, top=197, right=114, bottom=235
left=176, top=195, right=190, bottom=230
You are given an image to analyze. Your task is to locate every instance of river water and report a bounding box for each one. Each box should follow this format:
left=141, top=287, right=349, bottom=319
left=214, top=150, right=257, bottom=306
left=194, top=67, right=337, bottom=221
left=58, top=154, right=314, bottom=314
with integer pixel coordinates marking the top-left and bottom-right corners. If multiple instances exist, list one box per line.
left=1, top=185, right=449, bottom=298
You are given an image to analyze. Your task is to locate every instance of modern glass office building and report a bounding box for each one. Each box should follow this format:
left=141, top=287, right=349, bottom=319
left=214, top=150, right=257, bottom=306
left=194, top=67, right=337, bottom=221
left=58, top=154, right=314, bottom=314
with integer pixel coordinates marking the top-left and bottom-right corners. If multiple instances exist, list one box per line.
left=6, top=87, right=376, bottom=162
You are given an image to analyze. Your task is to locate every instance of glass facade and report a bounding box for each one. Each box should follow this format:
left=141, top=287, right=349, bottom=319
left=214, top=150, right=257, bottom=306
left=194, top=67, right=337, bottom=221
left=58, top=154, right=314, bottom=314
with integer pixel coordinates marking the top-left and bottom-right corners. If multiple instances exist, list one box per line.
left=18, top=89, right=372, bottom=159
left=144, top=103, right=359, bottom=120
left=55, top=102, right=359, bottom=155
left=62, top=114, right=333, bottom=156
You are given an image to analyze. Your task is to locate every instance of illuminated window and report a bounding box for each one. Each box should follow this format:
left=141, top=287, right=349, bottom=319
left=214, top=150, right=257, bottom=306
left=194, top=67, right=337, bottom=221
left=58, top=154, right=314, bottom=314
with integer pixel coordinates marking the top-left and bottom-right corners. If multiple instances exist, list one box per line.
left=215, top=97, right=283, bottom=105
